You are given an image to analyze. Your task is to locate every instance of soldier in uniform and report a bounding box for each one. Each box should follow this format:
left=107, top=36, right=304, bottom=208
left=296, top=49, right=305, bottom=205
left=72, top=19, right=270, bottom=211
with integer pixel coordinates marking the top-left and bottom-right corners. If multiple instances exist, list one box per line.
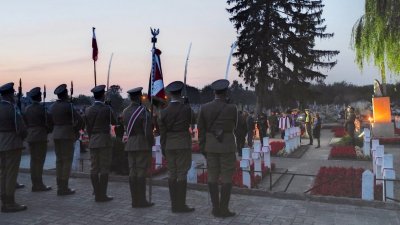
left=24, top=87, right=53, bottom=192
left=85, top=85, right=116, bottom=202
left=304, top=109, right=313, bottom=145
left=159, top=81, right=195, bottom=213
left=50, top=84, right=83, bottom=196
left=122, top=87, right=154, bottom=208
left=197, top=79, right=237, bottom=218
left=234, top=111, right=247, bottom=157
left=0, top=82, right=28, bottom=212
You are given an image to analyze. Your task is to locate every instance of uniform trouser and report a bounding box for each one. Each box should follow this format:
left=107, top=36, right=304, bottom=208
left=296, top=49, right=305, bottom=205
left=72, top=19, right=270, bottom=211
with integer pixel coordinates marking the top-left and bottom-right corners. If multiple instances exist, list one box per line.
left=29, top=142, right=47, bottom=185
left=247, top=132, right=253, bottom=147
left=90, top=147, right=112, bottom=175
left=128, top=151, right=151, bottom=179
left=0, top=149, right=22, bottom=197
left=207, top=152, right=236, bottom=184
left=306, top=124, right=313, bottom=144
left=54, top=139, right=74, bottom=184
left=165, top=149, right=191, bottom=181
left=236, top=136, right=245, bottom=156
left=347, top=127, right=355, bottom=146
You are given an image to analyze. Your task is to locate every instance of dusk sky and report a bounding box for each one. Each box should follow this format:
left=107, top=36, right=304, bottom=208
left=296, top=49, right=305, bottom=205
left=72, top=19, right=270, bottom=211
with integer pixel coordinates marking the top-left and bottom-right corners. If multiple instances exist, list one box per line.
left=0, top=0, right=386, bottom=99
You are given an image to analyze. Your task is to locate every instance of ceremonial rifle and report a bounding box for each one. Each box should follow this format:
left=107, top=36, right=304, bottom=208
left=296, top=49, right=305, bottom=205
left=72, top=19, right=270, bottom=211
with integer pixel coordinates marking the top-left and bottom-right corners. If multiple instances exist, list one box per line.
left=183, top=43, right=192, bottom=104
left=225, top=41, right=237, bottom=80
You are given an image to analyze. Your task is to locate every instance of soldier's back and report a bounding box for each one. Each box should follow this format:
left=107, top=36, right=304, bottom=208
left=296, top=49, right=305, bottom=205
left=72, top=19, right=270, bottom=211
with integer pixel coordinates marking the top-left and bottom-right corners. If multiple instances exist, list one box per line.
left=24, top=102, right=48, bottom=143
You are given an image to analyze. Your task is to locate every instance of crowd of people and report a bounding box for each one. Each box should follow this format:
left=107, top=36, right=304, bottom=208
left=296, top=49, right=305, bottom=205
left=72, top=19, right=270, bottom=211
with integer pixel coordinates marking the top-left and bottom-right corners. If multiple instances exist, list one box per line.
left=234, top=108, right=323, bottom=156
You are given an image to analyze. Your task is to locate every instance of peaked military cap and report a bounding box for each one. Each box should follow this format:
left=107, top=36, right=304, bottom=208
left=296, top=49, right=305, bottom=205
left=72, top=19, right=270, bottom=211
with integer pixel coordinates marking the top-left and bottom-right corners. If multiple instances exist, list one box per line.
left=54, top=84, right=67, bottom=95
left=0, top=82, right=15, bottom=95
left=28, top=87, right=41, bottom=97
left=211, top=79, right=230, bottom=91
left=91, top=85, right=106, bottom=94
left=165, top=81, right=184, bottom=93
left=127, top=87, right=143, bottom=96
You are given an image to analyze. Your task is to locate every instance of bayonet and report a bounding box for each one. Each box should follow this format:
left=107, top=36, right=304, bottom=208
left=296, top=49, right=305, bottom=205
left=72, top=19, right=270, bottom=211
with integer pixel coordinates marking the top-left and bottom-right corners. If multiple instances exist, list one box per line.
left=183, top=42, right=192, bottom=98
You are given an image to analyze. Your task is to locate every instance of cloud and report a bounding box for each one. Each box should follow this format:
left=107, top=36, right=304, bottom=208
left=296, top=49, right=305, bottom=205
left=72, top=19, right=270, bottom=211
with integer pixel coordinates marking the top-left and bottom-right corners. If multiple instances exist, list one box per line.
left=0, top=58, right=86, bottom=73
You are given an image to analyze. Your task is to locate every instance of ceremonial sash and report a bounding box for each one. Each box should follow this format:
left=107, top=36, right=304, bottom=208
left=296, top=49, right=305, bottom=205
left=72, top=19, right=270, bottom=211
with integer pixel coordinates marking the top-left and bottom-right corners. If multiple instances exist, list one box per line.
left=127, top=106, right=145, bottom=137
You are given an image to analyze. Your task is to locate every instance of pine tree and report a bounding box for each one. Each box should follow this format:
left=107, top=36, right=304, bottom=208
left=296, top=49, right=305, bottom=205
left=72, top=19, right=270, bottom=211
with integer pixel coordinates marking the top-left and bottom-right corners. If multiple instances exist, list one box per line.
left=227, top=0, right=339, bottom=110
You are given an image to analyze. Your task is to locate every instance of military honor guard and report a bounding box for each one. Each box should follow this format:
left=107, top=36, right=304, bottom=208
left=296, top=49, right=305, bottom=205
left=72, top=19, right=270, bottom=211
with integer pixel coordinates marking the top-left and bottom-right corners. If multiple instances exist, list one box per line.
left=50, top=84, right=83, bottom=196
left=85, top=85, right=116, bottom=202
left=122, top=87, right=154, bottom=208
left=197, top=79, right=237, bottom=218
left=0, top=82, right=28, bottom=212
left=159, top=81, right=195, bottom=213
left=24, top=87, right=53, bottom=192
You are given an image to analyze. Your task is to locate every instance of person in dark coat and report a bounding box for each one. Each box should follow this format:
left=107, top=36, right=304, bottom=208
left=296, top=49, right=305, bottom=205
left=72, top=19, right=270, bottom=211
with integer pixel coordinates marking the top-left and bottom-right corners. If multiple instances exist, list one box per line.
left=313, top=113, right=322, bottom=148
left=122, top=87, right=154, bottom=208
left=50, top=84, right=84, bottom=196
left=0, top=82, right=28, bottom=212
left=246, top=111, right=255, bottom=147
left=159, top=81, right=195, bottom=213
left=304, top=109, right=313, bottom=145
left=234, top=111, right=247, bottom=157
left=197, top=79, right=237, bottom=218
left=85, top=85, right=116, bottom=202
left=24, top=87, right=53, bottom=192
left=345, top=106, right=356, bottom=146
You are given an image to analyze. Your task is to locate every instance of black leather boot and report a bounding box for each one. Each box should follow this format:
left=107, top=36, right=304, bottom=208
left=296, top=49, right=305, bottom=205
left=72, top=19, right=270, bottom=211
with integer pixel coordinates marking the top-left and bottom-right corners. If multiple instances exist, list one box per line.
left=91, top=174, right=100, bottom=200
left=96, top=174, right=113, bottom=202
left=57, top=180, right=75, bottom=196
left=136, top=177, right=154, bottom=208
left=175, top=179, right=194, bottom=213
left=1, top=196, right=27, bottom=213
left=15, top=182, right=25, bottom=189
left=208, top=183, right=220, bottom=217
left=129, top=176, right=139, bottom=208
left=219, top=183, right=235, bottom=217
left=32, top=178, right=52, bottom=192
left=168, top=179, right=178, bottom=212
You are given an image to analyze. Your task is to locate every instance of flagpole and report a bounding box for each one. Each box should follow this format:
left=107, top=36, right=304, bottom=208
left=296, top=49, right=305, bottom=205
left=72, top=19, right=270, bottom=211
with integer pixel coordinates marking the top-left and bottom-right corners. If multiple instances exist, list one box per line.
left=225, top=41, right=237, bottom=80
left=149, top=27, right=160, bottom=205
left=94, top=60, right=97, bottom=86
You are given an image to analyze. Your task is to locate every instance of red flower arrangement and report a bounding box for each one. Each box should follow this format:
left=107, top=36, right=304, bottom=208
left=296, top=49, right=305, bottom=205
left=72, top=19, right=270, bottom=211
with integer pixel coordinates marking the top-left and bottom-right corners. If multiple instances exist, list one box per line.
left=147, top=157, right=167, bottom=176
left=311, top=167, right=382, bottom=200
left=311, top=167, right=363, bottom=198
left=332, top=127, right=346, bottom=137
left=378, top=137, right=400, bottom=145
left=197, top=160, right=276, bottom=188
left=270, top=141, right=285, bottom=156
left=329, top=146, right=356, bottom=159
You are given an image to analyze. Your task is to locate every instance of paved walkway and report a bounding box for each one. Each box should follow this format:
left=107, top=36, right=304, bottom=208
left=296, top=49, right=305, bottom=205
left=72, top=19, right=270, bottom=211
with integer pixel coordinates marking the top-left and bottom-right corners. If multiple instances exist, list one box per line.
left=1, top=173, right=399, bottom=225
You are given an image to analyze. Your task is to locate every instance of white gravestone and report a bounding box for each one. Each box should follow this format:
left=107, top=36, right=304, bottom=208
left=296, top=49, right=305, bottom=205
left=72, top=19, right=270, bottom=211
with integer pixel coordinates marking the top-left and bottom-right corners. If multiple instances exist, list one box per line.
left=362, top=170, right=374, bottom=201
left=284, top=129, right=291, bottom=153
left=240, top=159, right=251, bottom=188
left=262, top=146, right=271, bottom=169
left=375, top=147, right=384, bottom=184
left=242, top=148, right=251, bottom=160
left=253, top=140, right=262, bottom=153
left=253, top=153, right=262, bottom=177
left=152, top=145, right=163, bottom=169
left=187, top=161, right=197, bottom=184
left=263, top=137, right=269, bottom=147
left=72, top=140, right=80, bottom=171
left=371, top=139, right=380, bottom=150
left=383, top=169, right=396, bottom=202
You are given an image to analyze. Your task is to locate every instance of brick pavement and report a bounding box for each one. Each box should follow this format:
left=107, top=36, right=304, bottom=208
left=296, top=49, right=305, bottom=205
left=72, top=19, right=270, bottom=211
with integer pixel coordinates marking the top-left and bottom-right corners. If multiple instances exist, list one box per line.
left=0, top=173, right=399, bottom=225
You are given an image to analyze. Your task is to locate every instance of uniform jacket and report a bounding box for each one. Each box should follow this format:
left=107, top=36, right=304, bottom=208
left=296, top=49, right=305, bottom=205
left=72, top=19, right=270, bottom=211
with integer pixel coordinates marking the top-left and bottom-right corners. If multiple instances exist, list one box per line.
left=0, top=100, right=27, bottom=151
left=85, top=101, right=116, bottom=148
left=50, top=99, right=83, bottom=140
left=122, top=102, right=154, bottom=152
left=345, top=111, right=356, bottom=130
left=159, top=101, right=193, bottom=151
left=197, top=98, right=238, bottom=153
left=234, top=113, right=247, bottom=138
left=24, top=101, right=53, bottom=143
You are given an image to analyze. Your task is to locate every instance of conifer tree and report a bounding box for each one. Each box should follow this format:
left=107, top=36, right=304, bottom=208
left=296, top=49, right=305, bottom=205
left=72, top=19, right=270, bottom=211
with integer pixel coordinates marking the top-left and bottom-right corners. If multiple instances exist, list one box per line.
left=227, top=0, right=339, bottom=110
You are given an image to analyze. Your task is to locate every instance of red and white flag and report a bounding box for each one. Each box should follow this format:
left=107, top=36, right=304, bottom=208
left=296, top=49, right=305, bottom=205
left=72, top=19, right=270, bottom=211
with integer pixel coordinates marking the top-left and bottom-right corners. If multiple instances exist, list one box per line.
left=149, top=48, right=165, bottom=103
left=92, top=27, right=98, bottom=61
